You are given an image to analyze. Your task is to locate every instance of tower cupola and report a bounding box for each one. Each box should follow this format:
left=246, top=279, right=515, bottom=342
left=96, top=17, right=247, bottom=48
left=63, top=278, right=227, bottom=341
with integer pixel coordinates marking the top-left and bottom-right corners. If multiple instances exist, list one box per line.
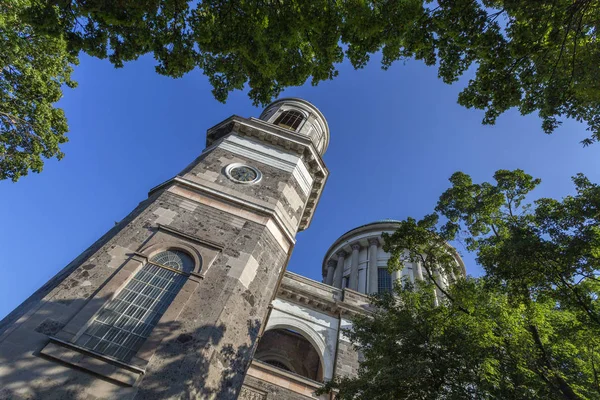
left=259, top=98, right=330, bottom=155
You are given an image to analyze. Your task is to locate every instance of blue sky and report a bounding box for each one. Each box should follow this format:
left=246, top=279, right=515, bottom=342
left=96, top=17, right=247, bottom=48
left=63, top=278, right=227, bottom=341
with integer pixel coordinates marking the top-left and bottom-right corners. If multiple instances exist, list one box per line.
left=1, top=54, right=598, bottom=319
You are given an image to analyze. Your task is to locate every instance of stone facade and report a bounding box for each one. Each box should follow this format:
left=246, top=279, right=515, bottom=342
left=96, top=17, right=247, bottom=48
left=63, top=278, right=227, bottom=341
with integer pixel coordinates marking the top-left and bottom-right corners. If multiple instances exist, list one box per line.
left=239, top=272, right=372, bottom=399
left=0, top=98, right=463, bottom=400
left=0, top=98, right=332, bottom=400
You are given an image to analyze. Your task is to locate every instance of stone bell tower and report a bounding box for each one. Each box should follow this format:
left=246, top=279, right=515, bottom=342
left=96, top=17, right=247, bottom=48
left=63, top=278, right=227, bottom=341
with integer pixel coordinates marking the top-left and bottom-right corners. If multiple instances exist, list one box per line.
left=0, top=98, right=329, bottom=399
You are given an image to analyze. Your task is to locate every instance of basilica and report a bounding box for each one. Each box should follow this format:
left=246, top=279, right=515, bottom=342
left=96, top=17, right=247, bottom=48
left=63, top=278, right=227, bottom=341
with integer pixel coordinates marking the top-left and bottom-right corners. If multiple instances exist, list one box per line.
left=0, top=99, right=463, bottom=399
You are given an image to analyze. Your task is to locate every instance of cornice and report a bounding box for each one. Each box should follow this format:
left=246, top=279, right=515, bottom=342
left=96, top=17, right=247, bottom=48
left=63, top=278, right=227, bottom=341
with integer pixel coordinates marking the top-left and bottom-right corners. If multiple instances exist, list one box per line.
left=276, top=271, right=372, bottom=317
left=249, top=359, right=324, bottom=389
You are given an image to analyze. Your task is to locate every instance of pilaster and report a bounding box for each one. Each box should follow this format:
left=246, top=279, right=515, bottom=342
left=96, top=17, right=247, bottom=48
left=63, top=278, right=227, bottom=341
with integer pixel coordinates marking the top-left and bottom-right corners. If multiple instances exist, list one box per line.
left=325, top=259, right=336, bottom=285
left=367, top=238, right=379, bottom=294
left=333, top=251, right=346, bottom=289
left=349, top=244, right=361, bottom=291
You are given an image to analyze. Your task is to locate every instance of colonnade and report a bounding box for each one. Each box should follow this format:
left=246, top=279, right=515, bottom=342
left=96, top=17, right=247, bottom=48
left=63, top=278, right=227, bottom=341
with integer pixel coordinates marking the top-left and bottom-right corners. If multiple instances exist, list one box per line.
left=324, top=238, right=429, bottom=294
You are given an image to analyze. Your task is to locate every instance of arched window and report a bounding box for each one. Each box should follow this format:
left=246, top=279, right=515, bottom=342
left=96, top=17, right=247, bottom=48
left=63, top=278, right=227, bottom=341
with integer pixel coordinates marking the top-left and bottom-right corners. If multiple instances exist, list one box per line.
left=255, top=329, right=324, bottom=381
left=76, top=250, right=195, bottom=362
left=378, top=268, right=392, bottom=293
left=274, top=110, right=304, bottom=131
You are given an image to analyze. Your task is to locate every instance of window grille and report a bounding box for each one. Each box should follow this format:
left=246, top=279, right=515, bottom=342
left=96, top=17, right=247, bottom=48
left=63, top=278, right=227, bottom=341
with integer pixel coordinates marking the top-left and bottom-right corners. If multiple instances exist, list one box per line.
left=76, top=250, right=194, bottom=362
left=378, top=268, right=392, bottom=293
left=264, top=359, right=292, bottom=372
left=274, top=110, right=304, bottom=131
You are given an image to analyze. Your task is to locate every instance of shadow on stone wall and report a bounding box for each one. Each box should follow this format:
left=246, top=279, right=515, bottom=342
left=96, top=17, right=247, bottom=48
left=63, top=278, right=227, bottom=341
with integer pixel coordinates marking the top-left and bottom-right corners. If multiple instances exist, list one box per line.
left=0, top=296, right=261, bottom=400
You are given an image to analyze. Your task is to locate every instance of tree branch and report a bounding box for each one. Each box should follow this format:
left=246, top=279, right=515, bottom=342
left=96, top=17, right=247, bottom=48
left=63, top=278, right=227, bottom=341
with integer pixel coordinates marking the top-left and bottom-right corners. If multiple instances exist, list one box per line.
left=528, top=324, right=581, bottom=400
left=417, top=253, right=470, bottom=315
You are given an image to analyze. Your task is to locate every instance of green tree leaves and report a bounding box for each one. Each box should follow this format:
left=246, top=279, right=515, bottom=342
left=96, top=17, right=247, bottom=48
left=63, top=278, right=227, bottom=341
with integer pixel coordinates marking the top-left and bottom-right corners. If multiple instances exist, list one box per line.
left=324, top=279, right=600, bottom=399
left=0, top=1, right=76, bottom=181
left=324, top=170, right=600, bottom=399
left=3, top=0, right=600, bottom=180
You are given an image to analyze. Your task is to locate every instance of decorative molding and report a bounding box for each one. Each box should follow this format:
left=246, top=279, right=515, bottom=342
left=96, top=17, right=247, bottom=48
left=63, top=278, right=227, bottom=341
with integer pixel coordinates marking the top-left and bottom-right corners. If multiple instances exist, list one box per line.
left=239, top=386, right=267, bottom=400
left=368, top=238, right=380, bottom=247
left=40, top=338, right=144, bottom=387
left=156, top=224, right=223, bottom=251
left=224, top=162, right=263, bottom=185
left=327, top=259, right=337, bottom=268
left=336, top=250, right=347, bottom=258
left=351, top=243, right=361, bottom=251
left=248, top=359, right=324, bottom=390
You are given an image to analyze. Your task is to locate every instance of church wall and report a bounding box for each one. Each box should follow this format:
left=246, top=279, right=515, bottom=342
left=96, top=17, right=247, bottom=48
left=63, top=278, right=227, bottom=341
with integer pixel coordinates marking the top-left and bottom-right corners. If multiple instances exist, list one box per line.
left=334, top=318, right=361, bottom=379
left=0, top=101, right=334, bottom=400
left=135, top=205, right=288, bottom=400
left=180, top=134, right=310, bottom=235
left=0, top=178, right=290, bottom=399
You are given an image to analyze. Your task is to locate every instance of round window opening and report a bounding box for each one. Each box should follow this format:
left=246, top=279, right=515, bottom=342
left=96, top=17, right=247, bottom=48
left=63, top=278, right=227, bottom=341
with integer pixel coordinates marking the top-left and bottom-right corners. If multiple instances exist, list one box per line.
left=225, top=163, right=262, bottom=184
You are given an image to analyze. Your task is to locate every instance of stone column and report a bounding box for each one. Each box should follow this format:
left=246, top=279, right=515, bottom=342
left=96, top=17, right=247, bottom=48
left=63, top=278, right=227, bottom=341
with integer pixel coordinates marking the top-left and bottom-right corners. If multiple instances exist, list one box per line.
left=333, top=250, right=346, bottom=288
left=325, top=259, right=336, bottom=285
left=349, top=243, right=361, bottom=291
left=393, top=268, right=403, bottom=288
left=449, top=263, right=457, bottom=283
left=367, top=238, right=379, bottom=293
left=433, top=267, right=445, bottom=304
left=434, top=267, right=446, bottom=290
left=413, top=260, right=424, bottom=281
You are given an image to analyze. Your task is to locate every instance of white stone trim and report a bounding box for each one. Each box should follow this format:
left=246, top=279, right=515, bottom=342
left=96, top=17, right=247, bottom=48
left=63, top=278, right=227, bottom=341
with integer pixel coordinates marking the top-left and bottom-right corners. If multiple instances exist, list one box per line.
left=220, top=135, right=313, bottom=196
left=327, top=230, right=396, bottom=258
left=228, top=254, right=260, bottom=289
left=266, top=300, right=338, bottom=380
left=224, top=163, right=262, bottom=185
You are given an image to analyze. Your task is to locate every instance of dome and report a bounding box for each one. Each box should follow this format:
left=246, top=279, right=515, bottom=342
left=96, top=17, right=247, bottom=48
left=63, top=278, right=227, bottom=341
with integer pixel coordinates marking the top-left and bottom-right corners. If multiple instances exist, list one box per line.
left=321, top=220, right=465, bottom=296
left=322, top=220, right=402, bottom=278
left=259, top=98, right=330, bottom=155
left=337, top=219, right=402, bottom=240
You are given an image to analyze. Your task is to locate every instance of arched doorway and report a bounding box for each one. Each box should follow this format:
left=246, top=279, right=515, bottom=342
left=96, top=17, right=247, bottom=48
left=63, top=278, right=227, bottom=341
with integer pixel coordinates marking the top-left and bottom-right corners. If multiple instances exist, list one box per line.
left=254, top=328, right=324, bottom=382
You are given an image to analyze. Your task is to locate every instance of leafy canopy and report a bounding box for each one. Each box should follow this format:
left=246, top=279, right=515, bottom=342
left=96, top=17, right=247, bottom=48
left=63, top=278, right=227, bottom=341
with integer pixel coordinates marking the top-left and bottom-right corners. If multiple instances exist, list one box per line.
left=323, top=170, right=600, bottom=399
left=3, top=0, right=600, bottom=180
left=0, top=0, right=76, bottom=181
left=47, top=0, right=600, bottom=139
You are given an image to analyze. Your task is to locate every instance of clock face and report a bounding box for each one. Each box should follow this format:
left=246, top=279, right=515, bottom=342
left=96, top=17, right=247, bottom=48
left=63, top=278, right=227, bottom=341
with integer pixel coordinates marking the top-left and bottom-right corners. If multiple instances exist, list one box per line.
left=231, top=166, right=257, bottom=182
left=227, top=164, right=261, bottom=184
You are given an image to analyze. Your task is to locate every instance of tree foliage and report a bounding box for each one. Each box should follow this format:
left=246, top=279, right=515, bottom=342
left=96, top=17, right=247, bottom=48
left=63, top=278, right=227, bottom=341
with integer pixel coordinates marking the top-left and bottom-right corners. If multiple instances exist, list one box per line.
left=323, top=170, right=600, bottom=399
left=4, top=0, right=600, bottom=180
left=0, top=1, right=76, bottom=181
left=45, top=0, right=600, bottom=137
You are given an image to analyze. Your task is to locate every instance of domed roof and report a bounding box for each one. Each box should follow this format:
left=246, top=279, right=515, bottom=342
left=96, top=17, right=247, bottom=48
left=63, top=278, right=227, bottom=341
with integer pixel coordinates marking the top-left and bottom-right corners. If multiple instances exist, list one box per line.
left=259, top=98, right=330, bottom=155
left=321, top=220, right=402, bottom=272
left=321, top=219, right=466, bottom=277
left=338, top=219, right=402, bottom=238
